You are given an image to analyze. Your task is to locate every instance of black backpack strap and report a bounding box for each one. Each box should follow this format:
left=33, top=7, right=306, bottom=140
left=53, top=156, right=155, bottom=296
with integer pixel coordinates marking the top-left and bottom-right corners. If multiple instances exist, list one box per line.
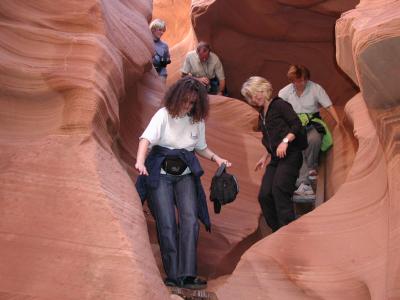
left=215, top=162, right=226, bottom=177
left=214, top=200, right=221, bottom=214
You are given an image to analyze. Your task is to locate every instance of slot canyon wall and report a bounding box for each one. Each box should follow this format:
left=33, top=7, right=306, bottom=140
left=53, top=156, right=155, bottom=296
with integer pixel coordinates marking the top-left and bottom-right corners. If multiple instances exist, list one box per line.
left=0, top=0, right=399, bottom=300
left=0, top=1, right=170, bottom=299
left=211, top=0, right=400, bottom=299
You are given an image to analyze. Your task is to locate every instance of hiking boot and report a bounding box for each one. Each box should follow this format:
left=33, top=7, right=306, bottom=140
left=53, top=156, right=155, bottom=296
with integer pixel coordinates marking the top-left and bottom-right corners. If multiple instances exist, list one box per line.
left=294, top=183, right=315, bottom=196
left=179, top=276, right=207, bottom=290
left=308, top=169, right=318, bottom=181
left=164, top=278, right=178, bottom=287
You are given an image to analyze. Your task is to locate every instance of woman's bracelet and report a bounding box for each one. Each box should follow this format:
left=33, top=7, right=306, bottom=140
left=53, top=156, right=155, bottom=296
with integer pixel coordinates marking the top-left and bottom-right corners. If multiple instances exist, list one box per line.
left=210, top=154, right=216, bottom=162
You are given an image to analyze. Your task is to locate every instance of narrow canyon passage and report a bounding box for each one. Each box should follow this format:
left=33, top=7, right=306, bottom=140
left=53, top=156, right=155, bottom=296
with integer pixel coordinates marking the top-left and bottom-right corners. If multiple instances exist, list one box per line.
left=1, top=1, right=399, bottom=299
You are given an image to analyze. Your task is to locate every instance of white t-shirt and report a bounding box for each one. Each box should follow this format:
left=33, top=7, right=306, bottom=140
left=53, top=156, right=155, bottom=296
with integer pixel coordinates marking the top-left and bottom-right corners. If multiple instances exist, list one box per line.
left=140, top=107, right=207, bottom=151
left=278, top=80, right=332, bottom=114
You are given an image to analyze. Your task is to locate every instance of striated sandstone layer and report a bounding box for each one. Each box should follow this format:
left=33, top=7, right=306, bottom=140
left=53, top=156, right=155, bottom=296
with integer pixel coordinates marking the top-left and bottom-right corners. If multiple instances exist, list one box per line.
left=1, top=0, right=399, bottom=299
left=337, top=1, right=400, bottom=298
left=213, top=0, right=400, bottom=299
left=216, top=92, right=388, bottom=299
left=0, top=1, right=169, bottom=299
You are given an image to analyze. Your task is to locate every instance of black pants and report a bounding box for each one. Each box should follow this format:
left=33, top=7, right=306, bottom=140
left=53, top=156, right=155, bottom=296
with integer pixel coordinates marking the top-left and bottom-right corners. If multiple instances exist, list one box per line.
left=208, top=77, right=228, bottom=96
left=258, top=151, right=302, bottom=232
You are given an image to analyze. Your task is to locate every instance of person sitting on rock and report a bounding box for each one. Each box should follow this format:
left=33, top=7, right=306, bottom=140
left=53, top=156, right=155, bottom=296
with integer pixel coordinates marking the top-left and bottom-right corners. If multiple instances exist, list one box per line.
left=278, top=64, right=340, bottom=197
left=181, top=41, right=226, bottom=95
left=150, top=19, right=171, bottom=82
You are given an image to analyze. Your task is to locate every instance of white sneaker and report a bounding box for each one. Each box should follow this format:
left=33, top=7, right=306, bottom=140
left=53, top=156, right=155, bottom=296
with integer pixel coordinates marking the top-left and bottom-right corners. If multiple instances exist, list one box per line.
left=294, top=183, right=315, bottom=196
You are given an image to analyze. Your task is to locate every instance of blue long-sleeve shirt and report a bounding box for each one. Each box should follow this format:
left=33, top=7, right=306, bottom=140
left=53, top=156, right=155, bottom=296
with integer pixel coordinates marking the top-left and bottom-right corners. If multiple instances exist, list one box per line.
left=152, top=38, right=170, bottom=77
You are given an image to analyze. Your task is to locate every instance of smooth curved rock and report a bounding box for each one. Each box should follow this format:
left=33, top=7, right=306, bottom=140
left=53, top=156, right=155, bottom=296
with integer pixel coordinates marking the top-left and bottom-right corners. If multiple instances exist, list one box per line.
left=2, top=0, right=399, bottom=299
left=0, top=1, right=168, bottom=299
left=213, top=0, right=400, bottom=299
left=336, top=0, right=400, bottom=109
left=215, top=92, right=389, bottom=299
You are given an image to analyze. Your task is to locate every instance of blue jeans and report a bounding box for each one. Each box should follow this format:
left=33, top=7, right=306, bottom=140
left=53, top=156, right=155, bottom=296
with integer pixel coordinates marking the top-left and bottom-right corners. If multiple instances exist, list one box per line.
left=148, top=173, right=199, bottom=280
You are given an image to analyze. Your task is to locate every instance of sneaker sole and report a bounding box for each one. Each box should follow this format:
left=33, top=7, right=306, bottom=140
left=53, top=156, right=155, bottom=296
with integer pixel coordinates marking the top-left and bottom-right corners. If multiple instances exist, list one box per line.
left=293, top=194, right=316, bottom=203
left=181, top=284, right=207, bottom=290
left=168, top=286, right=216, bottom=299
left=294, top=192, right=315, bottom=196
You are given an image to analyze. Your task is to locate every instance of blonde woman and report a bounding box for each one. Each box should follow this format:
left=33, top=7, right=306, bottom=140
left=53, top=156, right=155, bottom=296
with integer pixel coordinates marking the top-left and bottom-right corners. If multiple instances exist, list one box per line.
left=241, top=76, right=306, bottom=232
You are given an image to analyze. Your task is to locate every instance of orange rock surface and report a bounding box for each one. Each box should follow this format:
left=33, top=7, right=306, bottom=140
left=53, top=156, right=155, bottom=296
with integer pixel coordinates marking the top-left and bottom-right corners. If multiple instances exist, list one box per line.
left=211, top=0, right=400, bottom=299
left=0, top=1, right=168, bottom=299
left=1, top=0, right=399, bottom=299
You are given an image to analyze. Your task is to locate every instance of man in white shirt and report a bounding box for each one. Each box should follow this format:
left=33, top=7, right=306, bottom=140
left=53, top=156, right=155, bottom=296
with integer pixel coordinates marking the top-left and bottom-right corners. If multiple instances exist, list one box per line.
left=181, top=41, right=226, bottom=95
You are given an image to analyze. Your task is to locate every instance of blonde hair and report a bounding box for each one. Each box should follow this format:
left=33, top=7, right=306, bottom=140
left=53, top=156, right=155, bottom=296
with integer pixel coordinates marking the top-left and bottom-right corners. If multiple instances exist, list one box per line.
left=149, top=19, right=166, bottom=31
left=241, top=76, right=273, bottom=103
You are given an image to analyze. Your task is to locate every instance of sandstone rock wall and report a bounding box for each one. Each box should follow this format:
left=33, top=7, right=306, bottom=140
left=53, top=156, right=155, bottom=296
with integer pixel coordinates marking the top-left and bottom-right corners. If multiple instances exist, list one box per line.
left=0, top=1, right=169, bottom=299
left=1, top=0, right=399, bottom=299
left=337, top=1, right=400, bottom=298
left=213, top=0, right=400, bottom=299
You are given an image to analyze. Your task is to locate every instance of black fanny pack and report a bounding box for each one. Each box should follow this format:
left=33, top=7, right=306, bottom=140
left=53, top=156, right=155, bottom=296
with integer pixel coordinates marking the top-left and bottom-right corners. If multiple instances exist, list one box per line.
left=162, top=156, right=188, bottom=175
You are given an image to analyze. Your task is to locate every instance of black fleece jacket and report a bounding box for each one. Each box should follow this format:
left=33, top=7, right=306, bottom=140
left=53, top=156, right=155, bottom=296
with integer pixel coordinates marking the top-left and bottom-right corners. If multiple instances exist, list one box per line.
left=259, top=97, right=305, bottom=159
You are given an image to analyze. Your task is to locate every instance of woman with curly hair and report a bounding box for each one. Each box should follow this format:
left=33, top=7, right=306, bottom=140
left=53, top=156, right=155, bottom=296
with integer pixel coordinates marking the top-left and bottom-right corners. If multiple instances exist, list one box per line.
left=135, top=77, right=231, bottom=289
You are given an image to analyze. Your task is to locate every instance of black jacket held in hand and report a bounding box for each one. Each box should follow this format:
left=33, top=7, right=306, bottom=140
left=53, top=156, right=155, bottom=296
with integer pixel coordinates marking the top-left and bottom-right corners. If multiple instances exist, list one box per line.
left=259, top=97, right=307, bottom=158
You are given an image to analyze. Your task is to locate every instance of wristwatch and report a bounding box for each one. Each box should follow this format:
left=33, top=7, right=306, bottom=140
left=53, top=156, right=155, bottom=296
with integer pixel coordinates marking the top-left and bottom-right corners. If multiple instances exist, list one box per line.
left=282, top=137, right=289, bottom=144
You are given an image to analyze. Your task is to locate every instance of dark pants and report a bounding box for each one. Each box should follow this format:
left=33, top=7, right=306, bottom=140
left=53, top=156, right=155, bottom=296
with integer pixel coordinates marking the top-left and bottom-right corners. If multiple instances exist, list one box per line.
left=258, top=151, right=302, bottom=232
left=208, top=77, right=228, bottom=96
left=148, top=173, right=199, bottom=281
